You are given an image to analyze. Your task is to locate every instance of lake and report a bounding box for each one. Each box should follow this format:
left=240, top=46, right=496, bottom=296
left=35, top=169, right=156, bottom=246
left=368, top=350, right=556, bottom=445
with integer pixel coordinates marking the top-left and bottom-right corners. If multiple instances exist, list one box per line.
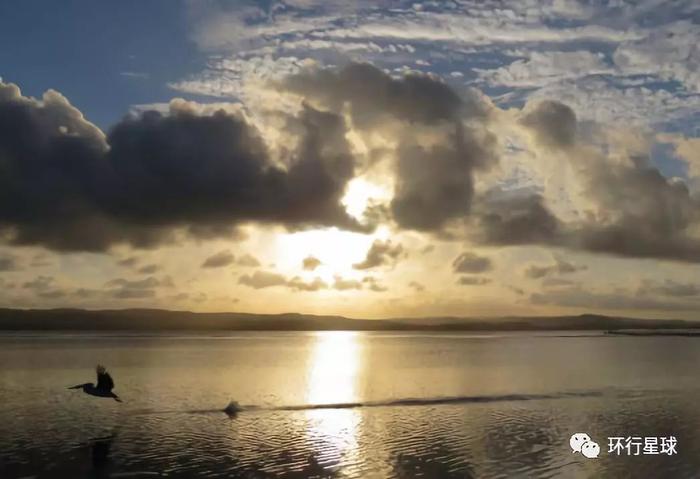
left=1, top=331, right=699, bottom=478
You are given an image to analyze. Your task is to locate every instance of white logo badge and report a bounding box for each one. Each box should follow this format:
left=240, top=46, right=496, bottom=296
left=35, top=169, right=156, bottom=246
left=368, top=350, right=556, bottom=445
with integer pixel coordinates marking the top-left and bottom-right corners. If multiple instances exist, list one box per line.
left=570, top=433, right=599, bottom=459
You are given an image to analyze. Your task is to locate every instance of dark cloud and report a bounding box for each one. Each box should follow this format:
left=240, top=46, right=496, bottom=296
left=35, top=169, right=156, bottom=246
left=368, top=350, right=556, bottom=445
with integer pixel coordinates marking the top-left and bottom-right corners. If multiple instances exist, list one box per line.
left=117, top=256, right=139, bottom=268
left=238, top=269, right=327, bottom=291
left=508, top=285, right=526, bottom=296
left=21, top=275, right=65, bottom=299
left=408, top=280, right=426, bottom=292
left=638, top=279, right=700, bottom=298
left=520, top=100, right=577, bottom=149
left=470, top=192, right=563, bottom=246
left=37, top=289, right=66, bottom=299
left=0, top=254, right=19, bottom=271
left=202, top=250, right=236, bottom=268
left=353, top=239, right=404, bottom=269
left=138, top=263, right=159, bottom=274
left=287, top=276, right=327, bottom=292
left=105, top=276, right=160, bottom=289
left=390, top=124, right=496, bottom=231
left=103, top=275, right=173, bottom=300
left=575, top=166, right=700, bottom=262
left=22, top=275, right=54, bottom=291
left=452, top=252, right=492, bottom=274
left=30, top=253, right=52, bottom=268
left=524, top=256, right=586, bottom=279
left=457, top=276, right=491, bottom=286
left=281, top=63, right=498, bottom=232
left=239, top=270, right=288, bottom=289
left=236, top=253, right=260, bottom=267
left=302, top=255, right=322, bottom=271
left=111, top=288, right=157, bottom=299
left=542, top=277, right=576, bottom=288
left=4, top=70, right=699, bottom=268
left=471, top=156, right=700, bottom=263
left=483, top=99, right=700, bottom=263
left=280, top=62, right=475, bottom=129
left=0, top=82, right=364, bottom=252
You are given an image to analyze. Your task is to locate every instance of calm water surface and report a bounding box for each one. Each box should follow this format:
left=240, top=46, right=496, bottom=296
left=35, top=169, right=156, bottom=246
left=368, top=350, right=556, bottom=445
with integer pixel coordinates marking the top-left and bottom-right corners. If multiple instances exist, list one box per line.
left=1, top=331, right=699, bottom=478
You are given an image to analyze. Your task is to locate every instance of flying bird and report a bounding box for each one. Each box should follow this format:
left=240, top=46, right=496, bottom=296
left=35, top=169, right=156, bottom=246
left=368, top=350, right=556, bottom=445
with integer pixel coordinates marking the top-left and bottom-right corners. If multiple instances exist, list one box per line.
left=69, top=365, right=122, bottom=402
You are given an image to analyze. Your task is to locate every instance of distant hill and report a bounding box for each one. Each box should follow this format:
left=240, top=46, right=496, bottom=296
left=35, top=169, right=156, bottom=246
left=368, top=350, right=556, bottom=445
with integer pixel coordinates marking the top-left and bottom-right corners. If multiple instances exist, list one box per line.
left=0, top=308, right=698, bottom=331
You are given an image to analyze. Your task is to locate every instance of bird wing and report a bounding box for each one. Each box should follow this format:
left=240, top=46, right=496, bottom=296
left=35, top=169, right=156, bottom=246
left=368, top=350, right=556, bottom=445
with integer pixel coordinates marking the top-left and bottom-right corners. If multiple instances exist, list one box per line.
left=96, top=364, right=115, bottom=391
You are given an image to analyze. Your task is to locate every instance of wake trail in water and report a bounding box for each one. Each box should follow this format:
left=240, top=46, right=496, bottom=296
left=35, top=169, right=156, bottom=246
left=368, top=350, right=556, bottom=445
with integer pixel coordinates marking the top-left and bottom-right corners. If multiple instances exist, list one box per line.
left=131, top=390, right=604, bottom=418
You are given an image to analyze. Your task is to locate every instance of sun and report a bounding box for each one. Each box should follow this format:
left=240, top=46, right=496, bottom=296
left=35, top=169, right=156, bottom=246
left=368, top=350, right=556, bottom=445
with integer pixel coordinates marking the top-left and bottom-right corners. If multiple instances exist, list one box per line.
left=275, top=228, right=385, bottom=283
left=274, top=177, right=392, bottom=282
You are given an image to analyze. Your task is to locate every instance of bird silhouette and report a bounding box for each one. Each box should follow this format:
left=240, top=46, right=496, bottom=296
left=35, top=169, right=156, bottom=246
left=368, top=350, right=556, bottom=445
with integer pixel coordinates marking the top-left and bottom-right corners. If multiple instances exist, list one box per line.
left=69, top=365, right=122, bottom=402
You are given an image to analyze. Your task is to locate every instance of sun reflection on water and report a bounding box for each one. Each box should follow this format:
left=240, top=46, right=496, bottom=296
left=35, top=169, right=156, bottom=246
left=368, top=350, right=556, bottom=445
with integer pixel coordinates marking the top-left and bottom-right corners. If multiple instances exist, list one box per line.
left=305, top=331, right=363, bottom=469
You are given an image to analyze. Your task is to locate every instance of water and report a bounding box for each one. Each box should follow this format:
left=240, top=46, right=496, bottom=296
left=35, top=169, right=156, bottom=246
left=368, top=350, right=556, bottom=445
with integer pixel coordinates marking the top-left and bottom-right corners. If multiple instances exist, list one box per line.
left=1, top=331, right=699, bottom=478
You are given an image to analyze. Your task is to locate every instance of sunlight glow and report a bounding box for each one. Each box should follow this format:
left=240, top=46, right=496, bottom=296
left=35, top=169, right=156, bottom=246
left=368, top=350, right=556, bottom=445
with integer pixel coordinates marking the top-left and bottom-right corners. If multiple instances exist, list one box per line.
left=341, top=177, right=391, bottom=221
left=307, top=331, right=361, bottom=405
left=305, top=332, right=362, bottom=464
left=275, top=229, right=376, bottom=283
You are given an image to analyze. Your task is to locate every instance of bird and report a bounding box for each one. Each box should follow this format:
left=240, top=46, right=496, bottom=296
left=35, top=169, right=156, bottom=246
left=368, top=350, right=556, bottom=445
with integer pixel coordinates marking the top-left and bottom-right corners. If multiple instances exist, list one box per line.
left=69, top=365, right=122, bottom=402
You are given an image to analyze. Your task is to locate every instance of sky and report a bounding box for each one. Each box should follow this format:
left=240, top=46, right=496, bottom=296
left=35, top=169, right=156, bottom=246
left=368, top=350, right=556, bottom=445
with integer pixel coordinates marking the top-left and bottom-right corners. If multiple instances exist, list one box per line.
left=1, top=0, right=700, bottom=319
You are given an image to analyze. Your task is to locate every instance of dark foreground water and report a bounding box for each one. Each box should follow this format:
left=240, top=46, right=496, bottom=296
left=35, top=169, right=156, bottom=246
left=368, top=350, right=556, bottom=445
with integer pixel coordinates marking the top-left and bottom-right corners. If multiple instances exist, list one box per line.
left=1, top=331, right=699, bottom=478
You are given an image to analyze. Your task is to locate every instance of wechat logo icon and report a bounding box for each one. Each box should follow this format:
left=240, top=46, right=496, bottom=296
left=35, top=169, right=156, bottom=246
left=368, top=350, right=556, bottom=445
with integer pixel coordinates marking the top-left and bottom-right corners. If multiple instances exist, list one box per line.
left=570, top=433, right=600, bottom=459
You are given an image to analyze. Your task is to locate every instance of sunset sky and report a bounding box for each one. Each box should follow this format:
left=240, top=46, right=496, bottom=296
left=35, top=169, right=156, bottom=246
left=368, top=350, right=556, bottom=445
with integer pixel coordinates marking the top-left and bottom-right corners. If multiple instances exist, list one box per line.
left=1, top=0, right=699, bottom=319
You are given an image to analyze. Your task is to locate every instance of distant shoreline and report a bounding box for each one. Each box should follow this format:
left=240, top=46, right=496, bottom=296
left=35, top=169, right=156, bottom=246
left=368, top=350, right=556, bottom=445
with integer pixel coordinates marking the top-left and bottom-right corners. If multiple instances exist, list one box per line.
left=605, top=330, right=700, bottom=337
left=0, top=307, right=699, bottom=332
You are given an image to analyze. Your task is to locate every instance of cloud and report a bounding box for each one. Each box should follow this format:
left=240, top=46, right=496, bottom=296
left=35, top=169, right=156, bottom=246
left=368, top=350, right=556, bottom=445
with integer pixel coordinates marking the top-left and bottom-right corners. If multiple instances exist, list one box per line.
left=287, top=276, right=327, bottom=292
left=0, top=82, right=364, bottom=252
left=362, top=276, right=388, bottom=292
left=21, top=275, right=66, bottom=299
left=541, top=277, right=576, bottom=288
left=117, top=256, right=139, bottom=268
left=238, top=270, right=288, bottom=289
left=102, top=275, right=173, bottom=300
left=530, top=285, right=700, bottom=312
left=408, top=280, right=425, bottom=292
left=353, top=239, right=404, bottom=270
left=202, top=250, right=236, bottom=268
left=238, top=270, right=327, bottom=291
left=0, top=254, right=19, bottom=271
left=457, top=276, right=492, bottom=286
left=524, top=256, right=586, bottom=279
left=613, top=20, right=700, bottom=94
left=236, top=253, right=260, bottom=267
left=470, top=193, right=564, bottom=247
left=120, top=71, right=150, bottom=80
left=452, top=252, right=492, bottom=274
left=138, top=264, right=159, bottom=274
left=520, top=100, right=577, bottom=149
left=332, top=276, right=363, bottom=290
left=279, top=63, right=498, bottom=232
left=302, top=255, right=322, bottom=271
left=111, top=288, right=157, bottom=299
left=22, top=275, right=54, bottom=291
left=470, top=98, right=700, bottom=263
left=4, top=62, right=700, bottom=268
left=478, top=50, right=612, bottom=89
left=638, top=279, right=700, bottom=298
left=105, top=276, right=171, bottom=290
